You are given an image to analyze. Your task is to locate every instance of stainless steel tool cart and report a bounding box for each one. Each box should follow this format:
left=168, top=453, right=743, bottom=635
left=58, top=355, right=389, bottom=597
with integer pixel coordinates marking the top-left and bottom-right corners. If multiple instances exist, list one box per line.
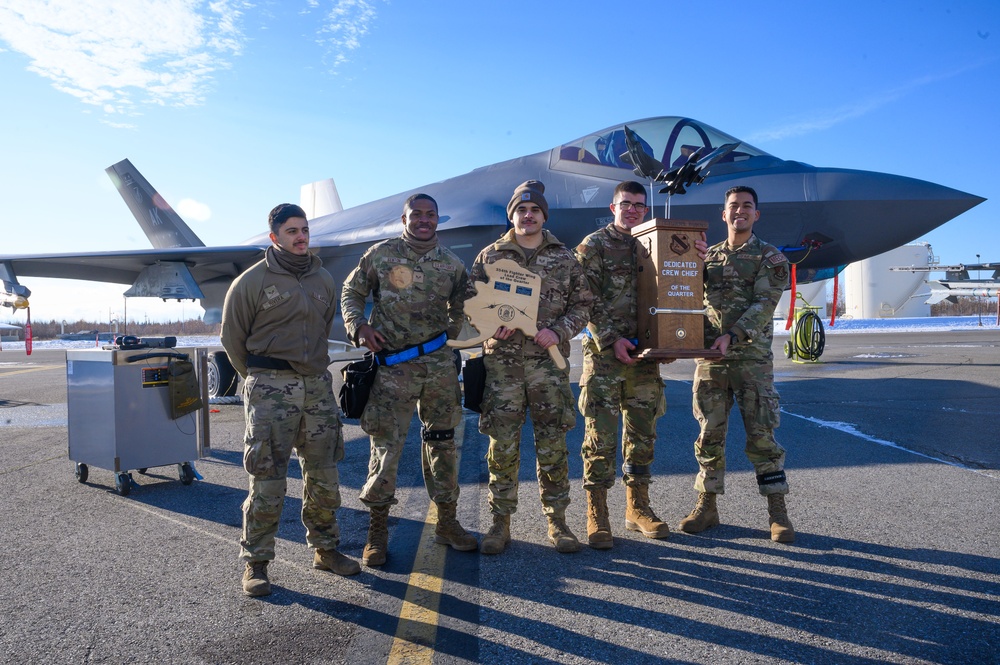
left=66, top=347, right=210, bottom=495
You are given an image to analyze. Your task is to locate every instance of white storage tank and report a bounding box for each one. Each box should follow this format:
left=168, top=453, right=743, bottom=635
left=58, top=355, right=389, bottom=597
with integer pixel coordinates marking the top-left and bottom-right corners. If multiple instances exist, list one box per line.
left=845, top=243, right=932, bottom=318
left=776, top=280, right=828, bottom=320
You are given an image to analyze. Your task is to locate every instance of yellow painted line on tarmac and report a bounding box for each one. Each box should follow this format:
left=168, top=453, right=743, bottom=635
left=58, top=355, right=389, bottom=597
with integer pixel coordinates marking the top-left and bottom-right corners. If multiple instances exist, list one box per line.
left=386, top=417, right=466, bottom=665
left=386, top=508, right=445, bottom=664
left=0, top=365, right=61, bottom=377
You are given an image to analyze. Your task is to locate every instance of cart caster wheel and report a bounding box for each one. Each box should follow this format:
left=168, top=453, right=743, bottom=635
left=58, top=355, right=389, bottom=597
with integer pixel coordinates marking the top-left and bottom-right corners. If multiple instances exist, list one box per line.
left=784, top=341, right=793, bottom=359
left=75, top=463, right=89, bottom=483
left=138, top=468, right=148, bottom=474
left=179, top=463, right=195, bottom=486
left=115, top=472, right=132, bottom=496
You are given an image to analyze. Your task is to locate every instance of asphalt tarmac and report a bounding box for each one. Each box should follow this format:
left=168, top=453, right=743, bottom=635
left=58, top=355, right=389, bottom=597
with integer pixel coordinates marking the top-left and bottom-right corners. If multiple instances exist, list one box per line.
left=1, top=329, right=998, bottom=664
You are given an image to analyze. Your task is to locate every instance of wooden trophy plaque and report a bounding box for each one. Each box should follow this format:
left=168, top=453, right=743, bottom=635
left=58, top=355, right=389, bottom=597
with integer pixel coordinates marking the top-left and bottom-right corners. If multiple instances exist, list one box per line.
left=632, top=218, right=722, bottom=359
left=448, top=258, right=567, bottom=369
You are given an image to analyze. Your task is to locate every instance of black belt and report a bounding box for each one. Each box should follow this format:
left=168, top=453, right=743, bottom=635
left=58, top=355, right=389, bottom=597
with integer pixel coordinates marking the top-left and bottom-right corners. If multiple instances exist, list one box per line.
left=377, top=332, right=448, bottom=367
left=246, top=354, right=293, bottom=370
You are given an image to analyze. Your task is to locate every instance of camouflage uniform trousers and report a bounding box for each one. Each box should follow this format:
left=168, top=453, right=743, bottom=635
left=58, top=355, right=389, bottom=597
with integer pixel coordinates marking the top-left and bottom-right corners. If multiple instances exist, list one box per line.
left=240, top=369, right=345, bottom=562
left=579, top=345, right=666, bottom=489
left=359, top=348, right=462, bottom=508
left=480, top=349, right=577, bottom=517
left=691, top=358, right=788, bottom=496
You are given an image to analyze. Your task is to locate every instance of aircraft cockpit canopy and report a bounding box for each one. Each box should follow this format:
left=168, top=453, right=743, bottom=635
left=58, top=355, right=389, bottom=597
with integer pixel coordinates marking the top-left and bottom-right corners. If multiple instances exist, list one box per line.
left=552, top=116, right=772, bottom=177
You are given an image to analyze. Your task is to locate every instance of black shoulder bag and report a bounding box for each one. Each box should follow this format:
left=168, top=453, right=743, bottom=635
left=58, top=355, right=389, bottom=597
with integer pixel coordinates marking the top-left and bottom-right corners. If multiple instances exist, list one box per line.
left=462, top=355, right=487, bottom=413
left=339, top=353, right=379, bottom=419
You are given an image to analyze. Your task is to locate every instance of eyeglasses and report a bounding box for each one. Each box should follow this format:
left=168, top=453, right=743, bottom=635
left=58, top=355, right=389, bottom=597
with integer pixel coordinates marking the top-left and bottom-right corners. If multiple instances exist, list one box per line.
left=615, top=201, right=647, bottom=212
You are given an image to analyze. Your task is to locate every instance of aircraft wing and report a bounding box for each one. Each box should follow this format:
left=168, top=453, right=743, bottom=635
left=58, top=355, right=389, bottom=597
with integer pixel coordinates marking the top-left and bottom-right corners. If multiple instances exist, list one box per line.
left=2, top=246, right=265, bottom=293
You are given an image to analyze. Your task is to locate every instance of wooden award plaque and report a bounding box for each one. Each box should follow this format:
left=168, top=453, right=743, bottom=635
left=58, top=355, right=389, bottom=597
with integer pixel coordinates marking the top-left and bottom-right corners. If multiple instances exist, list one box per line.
left=632, top=219, right=722, bottom=359
left=448, top=258, right=567, bottom=369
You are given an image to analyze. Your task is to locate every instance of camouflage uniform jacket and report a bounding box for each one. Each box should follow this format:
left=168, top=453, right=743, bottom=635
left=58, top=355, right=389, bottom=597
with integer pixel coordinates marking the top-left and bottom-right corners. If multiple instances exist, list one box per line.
left=702, top=233, right=789, bottom=361
left=469, top=228, right=593, bottom=360
left=575, top=223, right=638, bottom=352
left=341, top=237, right=469, bottom=356
left=221, top=246, right=336, bottom=378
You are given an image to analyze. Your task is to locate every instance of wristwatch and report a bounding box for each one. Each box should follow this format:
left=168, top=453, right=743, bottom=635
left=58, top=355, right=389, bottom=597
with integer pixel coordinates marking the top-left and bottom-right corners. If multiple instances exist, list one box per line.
left=727, top=331, right=739, bottom=346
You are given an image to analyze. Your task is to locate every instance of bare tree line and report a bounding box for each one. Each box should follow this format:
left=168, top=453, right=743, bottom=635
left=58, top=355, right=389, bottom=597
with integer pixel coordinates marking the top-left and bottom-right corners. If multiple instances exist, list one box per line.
left=1, top=318, right=220, bottom=340
left=930, top=297, right=998, bottom=317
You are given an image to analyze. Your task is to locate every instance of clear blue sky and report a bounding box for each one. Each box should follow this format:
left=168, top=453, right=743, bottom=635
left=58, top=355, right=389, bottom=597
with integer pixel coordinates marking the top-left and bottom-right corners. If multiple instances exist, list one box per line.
left=1, top=0, right=997, bottom=323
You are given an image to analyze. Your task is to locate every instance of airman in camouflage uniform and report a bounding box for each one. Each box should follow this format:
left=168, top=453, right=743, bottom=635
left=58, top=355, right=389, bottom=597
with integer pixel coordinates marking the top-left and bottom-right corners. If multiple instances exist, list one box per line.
left=575, top=181, right=678, bottom=549
left=678, top=186, right=796, bottom=543
left=341, top=193, right=478, bottom=567
left=471, top=180, right=594, bottom=555
left=222, top=203, right=360, bottom=598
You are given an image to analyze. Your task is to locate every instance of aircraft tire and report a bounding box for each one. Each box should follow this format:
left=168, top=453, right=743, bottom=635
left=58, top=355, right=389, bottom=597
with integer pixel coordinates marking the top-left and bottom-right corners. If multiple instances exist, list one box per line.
left=207, top=352, right=239, bottom=398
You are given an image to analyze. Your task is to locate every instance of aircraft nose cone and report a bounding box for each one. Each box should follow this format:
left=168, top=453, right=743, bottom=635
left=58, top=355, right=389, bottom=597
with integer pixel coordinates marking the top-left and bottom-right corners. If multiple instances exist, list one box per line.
left=802, top=168, right=985, bottom=267
left=814, top=167, right=984, bottom=220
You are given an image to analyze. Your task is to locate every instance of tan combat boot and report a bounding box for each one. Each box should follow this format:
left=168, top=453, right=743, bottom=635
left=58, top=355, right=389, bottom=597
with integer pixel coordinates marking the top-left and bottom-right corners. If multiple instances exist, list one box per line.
left=586, top=487, right=613, bottom=550
left=678, top=492, right=720, bottom=533
left=480, top=514, right=511, bottom=555
left=362, top=505, right=390, bottom=566
left=767, top=493, right=796, bottom=543
left=434, top=501, right=478, bottom=551
left=625, top=484, right=670, bottom=539
left=242, top=561, right=271, bottom=597
left=313, top=548, right=361, bottom=576
left=546, top=515, right=581, bottom=553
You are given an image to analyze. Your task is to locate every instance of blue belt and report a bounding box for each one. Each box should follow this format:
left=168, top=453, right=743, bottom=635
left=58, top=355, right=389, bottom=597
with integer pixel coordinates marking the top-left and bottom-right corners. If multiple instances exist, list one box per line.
left=377, top=332, right=448, bottom=367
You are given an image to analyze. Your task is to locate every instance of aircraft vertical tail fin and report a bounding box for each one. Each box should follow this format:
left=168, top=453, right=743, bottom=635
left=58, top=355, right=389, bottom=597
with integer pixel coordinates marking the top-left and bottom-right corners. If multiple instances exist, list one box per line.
left=106, top=159, right=206, bottom=248
left=300, top=178, right=343, bottom=219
